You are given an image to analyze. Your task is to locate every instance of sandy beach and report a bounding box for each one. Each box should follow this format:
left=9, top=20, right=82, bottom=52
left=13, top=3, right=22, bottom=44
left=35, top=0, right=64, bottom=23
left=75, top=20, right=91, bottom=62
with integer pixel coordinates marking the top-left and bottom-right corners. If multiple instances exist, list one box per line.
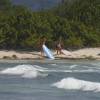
left=0, top=48, right=100, bottom=60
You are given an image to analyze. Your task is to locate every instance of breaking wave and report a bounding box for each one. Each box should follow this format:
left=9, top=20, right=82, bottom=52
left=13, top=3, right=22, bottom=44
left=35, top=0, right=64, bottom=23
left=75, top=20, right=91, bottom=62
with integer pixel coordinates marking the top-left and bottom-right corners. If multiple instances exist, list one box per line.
left=0, top=65, right=48, bottom=78
left=52, top=77, right=100, bottom=92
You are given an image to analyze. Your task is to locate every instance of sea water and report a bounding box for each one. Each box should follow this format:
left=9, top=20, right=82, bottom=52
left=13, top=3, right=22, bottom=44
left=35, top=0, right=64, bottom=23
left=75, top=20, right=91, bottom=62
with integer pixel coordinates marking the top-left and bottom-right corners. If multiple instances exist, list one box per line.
left=0, top=60, right=100, bottom=100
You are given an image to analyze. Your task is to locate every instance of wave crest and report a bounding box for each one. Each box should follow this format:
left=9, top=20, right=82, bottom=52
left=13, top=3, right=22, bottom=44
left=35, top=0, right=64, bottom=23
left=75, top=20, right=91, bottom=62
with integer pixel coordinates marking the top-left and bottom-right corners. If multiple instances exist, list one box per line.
left=0, top=65, right=48, bottom=78
left=52, top=77, right=100, bottom=92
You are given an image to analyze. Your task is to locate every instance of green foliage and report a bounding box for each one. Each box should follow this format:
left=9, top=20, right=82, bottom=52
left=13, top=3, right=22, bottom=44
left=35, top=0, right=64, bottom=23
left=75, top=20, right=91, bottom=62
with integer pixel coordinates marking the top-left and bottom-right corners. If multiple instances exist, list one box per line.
left=0, top=0, right=99, bottom=50
left=65, top=36, right=83, bottom=49
left=0, top=0, right=12, bottom=10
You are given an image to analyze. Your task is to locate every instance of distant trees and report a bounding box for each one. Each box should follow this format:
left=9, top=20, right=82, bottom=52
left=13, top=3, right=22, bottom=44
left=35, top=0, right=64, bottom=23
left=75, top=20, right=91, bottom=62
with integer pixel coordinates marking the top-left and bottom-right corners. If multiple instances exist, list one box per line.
left=0, top=0, right=12, bottom=10
left=0, top=0, right=99, bottom=50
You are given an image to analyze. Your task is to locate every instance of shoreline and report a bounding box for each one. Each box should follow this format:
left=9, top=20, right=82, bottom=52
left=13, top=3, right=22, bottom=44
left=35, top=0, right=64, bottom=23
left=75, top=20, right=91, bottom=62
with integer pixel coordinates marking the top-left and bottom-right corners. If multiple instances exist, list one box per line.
left=0, top=59, right=99, bottom=64
left=0, top=48, right=100, bottom=61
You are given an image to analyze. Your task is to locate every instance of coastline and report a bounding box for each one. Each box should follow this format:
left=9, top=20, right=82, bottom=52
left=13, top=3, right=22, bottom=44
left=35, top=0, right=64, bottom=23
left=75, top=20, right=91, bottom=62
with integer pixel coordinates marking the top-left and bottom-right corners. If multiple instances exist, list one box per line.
left=0, top=48, right=100, bottom=61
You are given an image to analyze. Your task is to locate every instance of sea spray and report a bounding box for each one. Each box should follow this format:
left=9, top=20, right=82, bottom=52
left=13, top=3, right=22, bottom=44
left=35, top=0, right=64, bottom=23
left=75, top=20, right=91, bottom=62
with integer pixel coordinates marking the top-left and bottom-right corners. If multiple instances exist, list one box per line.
left=0, top=64, right=48, bottom=78
left=52, top=77, right=100, bottom=92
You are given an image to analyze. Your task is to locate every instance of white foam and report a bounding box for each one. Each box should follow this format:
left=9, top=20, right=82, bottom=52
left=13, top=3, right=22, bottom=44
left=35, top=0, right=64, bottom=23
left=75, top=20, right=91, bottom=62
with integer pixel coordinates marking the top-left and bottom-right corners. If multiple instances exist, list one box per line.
left=41, top=69, right=100, bottom=73
left=0, top=65, right=48, bottom=78
left=50, top=64, right=57, bottom=66
left=52, top=77, right=100, bottom=92
left=69, top=65, right=77, bottom=69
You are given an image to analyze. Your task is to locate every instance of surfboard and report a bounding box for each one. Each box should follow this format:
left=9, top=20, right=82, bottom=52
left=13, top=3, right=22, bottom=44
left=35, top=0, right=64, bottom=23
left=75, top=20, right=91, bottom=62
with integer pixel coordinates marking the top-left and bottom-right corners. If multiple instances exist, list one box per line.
left=61, top=49, right=72, bottom=56
left=42, top=44, right=54, bottom=59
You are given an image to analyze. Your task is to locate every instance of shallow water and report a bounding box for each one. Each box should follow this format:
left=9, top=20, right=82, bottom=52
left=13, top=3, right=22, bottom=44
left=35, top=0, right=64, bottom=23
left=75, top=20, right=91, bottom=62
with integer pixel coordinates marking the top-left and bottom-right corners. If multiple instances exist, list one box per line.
left=0, top=60, right=100, bottom=100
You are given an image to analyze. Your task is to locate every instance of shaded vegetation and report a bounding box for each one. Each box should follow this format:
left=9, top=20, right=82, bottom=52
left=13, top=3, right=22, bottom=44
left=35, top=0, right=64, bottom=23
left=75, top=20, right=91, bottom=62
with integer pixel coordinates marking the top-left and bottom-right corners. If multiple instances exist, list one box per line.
left=0, top=0, right=100, bottom=50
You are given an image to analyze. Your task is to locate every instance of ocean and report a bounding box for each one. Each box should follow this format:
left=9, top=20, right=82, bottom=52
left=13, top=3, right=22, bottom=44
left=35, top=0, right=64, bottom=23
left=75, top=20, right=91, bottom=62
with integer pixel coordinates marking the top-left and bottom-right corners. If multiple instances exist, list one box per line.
left=0, top=60, right=100, bottom=100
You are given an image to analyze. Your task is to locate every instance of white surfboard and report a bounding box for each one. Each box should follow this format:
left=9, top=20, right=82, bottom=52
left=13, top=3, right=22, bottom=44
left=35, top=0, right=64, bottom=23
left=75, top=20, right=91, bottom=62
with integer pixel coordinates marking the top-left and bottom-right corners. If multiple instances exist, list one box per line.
left=61, top=49, right=72, bottom=56
left=42, top=44, right=55, bottom=59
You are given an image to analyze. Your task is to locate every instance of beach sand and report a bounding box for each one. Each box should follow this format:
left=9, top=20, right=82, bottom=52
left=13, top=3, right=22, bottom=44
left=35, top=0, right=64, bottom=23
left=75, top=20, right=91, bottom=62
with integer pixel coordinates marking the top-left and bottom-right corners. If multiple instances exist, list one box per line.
left=0, top=48, right=100, bottom=60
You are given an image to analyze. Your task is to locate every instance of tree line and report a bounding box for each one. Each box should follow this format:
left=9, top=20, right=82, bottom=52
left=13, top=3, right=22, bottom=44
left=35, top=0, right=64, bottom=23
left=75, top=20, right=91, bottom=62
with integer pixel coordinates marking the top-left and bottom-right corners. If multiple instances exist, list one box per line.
left=0, top=0, right=100, bottom=50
